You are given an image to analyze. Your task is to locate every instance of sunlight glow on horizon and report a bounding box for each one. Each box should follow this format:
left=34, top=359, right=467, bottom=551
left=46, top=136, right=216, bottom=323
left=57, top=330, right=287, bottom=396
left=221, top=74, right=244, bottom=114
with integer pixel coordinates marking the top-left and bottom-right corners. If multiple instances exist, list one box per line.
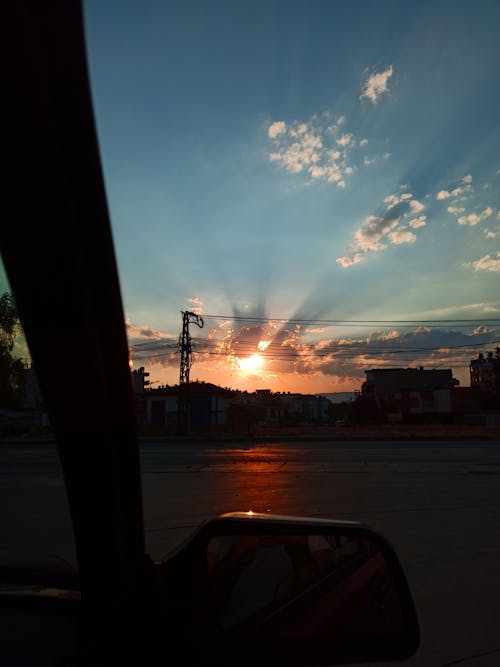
left=237, top=354, right=265, bottom=376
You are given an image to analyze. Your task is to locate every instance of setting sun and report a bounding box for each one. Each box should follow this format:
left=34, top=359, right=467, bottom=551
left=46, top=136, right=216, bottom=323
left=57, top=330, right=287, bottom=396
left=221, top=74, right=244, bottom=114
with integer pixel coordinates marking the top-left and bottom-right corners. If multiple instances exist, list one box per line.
left=238, top=354, right=265, bottom=375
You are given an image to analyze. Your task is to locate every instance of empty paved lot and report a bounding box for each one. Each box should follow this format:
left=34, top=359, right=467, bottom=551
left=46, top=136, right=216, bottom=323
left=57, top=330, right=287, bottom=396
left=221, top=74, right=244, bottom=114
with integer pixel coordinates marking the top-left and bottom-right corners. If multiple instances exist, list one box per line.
left=1, top=438, right=499, bottom=666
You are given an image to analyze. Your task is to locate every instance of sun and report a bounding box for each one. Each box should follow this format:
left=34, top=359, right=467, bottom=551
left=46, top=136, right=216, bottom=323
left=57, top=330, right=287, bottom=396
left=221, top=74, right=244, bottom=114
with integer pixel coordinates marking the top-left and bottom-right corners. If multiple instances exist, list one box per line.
left=238, top=354, right=265, bottom=375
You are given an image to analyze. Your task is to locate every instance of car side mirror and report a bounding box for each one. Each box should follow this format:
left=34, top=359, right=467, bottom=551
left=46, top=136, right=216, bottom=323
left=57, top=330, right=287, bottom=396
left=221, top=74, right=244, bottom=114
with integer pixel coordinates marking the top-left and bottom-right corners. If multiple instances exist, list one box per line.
left=159, top=512, right=419, bottom=665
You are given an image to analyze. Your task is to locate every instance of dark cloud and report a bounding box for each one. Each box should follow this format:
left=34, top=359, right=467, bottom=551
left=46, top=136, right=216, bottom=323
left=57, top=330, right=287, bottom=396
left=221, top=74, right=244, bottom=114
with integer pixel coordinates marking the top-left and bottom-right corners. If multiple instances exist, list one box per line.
left=128, top=315, right=500, bottom=387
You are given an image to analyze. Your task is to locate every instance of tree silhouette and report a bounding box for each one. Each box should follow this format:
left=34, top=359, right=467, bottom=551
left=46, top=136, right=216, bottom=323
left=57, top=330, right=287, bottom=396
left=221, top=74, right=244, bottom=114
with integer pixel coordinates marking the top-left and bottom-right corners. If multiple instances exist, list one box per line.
left=0, top=292, right=26, bottom=407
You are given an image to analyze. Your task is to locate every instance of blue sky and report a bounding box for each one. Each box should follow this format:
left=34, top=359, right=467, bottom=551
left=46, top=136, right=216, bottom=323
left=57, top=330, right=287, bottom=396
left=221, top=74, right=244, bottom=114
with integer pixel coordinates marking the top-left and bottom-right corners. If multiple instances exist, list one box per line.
left=4, top=0, right=499, bottom=393
left=84, top=0, right=500, bottom=392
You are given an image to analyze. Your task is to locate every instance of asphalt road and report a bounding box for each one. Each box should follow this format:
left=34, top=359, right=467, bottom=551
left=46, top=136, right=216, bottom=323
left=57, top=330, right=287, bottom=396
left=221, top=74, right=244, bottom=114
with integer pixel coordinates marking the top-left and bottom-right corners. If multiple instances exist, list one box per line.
left=1, top=438, right=500, bottom=666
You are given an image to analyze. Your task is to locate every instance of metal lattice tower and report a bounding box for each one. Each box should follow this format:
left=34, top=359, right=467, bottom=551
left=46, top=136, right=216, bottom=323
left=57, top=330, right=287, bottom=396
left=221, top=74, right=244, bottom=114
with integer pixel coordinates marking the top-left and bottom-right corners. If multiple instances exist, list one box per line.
left=177, top=310, right=204, bottom=433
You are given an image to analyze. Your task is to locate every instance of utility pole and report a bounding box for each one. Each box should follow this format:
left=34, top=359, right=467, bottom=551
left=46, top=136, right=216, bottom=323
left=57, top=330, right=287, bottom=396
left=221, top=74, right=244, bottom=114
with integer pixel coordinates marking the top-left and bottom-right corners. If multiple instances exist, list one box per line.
left=177, top=310, right=204, bottom=434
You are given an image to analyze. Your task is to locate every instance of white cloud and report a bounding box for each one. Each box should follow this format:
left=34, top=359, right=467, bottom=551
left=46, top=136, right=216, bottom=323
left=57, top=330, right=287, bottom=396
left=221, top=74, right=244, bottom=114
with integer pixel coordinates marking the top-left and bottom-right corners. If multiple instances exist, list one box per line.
left=361, top=65, right=393, bottom=104
left=409, top=215, right=427, bottom=228
left=268, top=116, right=356, bottom=188
left=336, top=253, right=363, bottom=268
left=363, top=157, right=375, bottom=166
left=437, top=190, right=452, bottom=200
left=358, top=214, right=400, bottom=250
left=360, top=139, right=368, bottom=146
left=338, top=192, right=427, bottom=267
left=462, top=174, right=473, bottom=184
left=269, top=128, right=323, bottom=173
left=327, top=149, right=341, bottom=161
left=421, top=302, right=500, bottom=317
left=384, top=192, right=413, bottom=209
left=458, top=213, right=481, bottom=226
left=458, top=208, right=494, bottom=226
left=126, top=319, right=178, bottom=369
left=289, top=123, right=309, bottom=137
left=126, top=319, right=174, bottom=342
left=451, top=185, right=468, bottom=197
left=472, top=253, right=500, bottom=272
left=309, top=165, right=325, bottom=179
left=385, top=192, right=425, bottom=216
left=484, top=216, right=500, bottom=238
left=188, top=296, right=204, bottom=315
left=268, top=121, right=286, bottom=139
left=437, top=183, right=472, bottom=200
left=323, top=164, right=343, bottom=183
left=326, top=116, right=346, bottom=134
left=409, top=199, right=425, bottom=212
left=447, top=205, right=465, bottom=215
left=388, top=229, right=417, bottom=245
left=336, top=133, right=353, bottom=147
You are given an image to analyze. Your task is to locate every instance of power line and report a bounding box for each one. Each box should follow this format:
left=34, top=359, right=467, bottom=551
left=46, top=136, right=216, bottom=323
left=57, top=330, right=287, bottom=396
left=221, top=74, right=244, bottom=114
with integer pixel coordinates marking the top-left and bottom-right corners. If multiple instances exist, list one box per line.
left=131, top=341, right=500, bottom=363
left=195, top=337, right=500, bottom=349
left=128, top=316, right=500, bottom=353
left=128, top=312, right=499, bottom=376
left=202, top=314, right=500, bottom=324
left=133, top=338, right=500, bottom=352
left=130, top=339, right=177, bottom=349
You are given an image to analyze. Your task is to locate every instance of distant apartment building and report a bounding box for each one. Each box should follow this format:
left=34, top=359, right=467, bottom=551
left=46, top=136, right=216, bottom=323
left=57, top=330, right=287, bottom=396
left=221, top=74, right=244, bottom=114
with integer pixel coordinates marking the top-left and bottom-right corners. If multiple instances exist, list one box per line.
left=470, top=348, right=499, bottom=395
left=131, top=366, right=150, bottom=394
left=280, top=393, right=331, bottom=423
left=362, top=367, right=459, bottom=422
left=139, top=382, right=334, bottom=433
left=131, top=367, right=150, bottom=428
left=143, top=382, right=233, bottom=431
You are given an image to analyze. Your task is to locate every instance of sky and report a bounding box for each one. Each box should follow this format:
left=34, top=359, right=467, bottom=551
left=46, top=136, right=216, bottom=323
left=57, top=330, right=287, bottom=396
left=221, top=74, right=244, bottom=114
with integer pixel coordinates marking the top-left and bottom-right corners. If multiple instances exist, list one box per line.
left=3, top=0, right=499, bottom=394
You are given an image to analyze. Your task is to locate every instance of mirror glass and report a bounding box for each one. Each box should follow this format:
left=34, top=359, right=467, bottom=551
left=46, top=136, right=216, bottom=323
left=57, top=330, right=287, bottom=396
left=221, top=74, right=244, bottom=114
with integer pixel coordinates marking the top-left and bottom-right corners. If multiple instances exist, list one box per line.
left=204, top=532, right=405, bottom=639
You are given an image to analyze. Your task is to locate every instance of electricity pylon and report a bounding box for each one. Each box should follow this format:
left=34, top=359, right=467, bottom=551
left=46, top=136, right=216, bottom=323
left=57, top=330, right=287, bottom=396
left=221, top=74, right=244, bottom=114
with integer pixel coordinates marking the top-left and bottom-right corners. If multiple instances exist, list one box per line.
left=177, top=310, right=204, bottom=434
